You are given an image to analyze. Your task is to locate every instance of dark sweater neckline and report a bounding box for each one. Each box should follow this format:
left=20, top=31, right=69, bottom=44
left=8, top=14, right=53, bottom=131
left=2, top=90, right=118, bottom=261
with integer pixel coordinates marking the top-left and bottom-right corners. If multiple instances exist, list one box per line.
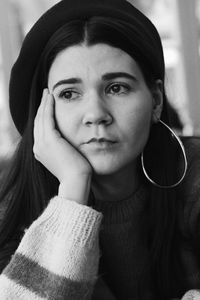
left=90, top=184, right=149, bottom=224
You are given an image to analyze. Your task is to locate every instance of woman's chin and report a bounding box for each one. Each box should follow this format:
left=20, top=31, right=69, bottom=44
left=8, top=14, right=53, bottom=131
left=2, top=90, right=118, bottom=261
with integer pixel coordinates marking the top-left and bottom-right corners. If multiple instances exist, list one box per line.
left=89, top=159, right=123, bottom=176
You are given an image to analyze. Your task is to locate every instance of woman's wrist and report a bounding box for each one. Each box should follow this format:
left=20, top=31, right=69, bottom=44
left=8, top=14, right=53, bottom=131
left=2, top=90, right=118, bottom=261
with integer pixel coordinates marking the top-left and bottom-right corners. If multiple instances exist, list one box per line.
left=58, top=173, right=92, bottom=205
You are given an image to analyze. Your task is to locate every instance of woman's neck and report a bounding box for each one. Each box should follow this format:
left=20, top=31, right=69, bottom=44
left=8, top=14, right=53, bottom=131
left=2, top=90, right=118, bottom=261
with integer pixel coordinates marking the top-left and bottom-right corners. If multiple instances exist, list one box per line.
left=91, top=161, right=140, bottom=202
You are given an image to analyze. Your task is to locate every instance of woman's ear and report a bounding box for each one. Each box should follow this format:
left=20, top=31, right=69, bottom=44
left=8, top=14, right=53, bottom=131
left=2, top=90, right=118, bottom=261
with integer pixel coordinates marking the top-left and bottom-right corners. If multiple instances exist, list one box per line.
left=151, top=79, right=163, bottom=123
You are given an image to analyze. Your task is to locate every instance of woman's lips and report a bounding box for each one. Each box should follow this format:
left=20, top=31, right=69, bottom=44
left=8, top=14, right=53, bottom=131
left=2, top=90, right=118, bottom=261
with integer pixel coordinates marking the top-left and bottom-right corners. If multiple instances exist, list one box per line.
left=86, top=137, right=117, bottom=144
left=83, top=140, right=118, bottom=151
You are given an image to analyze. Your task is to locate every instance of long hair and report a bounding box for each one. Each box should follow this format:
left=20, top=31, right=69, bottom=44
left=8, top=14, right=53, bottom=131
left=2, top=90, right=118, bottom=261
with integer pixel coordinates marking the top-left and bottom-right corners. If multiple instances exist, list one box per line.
left=0, top=17, right=183, bottom=298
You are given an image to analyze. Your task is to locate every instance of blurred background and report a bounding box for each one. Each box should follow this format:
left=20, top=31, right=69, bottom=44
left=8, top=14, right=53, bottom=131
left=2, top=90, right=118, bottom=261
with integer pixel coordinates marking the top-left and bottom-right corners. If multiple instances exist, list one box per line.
left=0, top=0, right=200, bottom=164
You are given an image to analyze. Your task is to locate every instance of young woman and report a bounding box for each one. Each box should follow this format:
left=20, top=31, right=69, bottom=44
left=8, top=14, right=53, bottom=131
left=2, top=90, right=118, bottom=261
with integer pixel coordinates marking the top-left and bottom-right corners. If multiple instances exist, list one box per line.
left=0, top=0, right=200, bottom=299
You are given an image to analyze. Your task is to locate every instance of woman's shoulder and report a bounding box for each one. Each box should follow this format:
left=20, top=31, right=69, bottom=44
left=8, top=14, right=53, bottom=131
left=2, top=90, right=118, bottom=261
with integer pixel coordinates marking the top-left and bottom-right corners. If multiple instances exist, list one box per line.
left=181, top=136, right=200, bottom=163
left=180, top=136, right=200, bottom=194
left=178, top=136, right=200, bottom=237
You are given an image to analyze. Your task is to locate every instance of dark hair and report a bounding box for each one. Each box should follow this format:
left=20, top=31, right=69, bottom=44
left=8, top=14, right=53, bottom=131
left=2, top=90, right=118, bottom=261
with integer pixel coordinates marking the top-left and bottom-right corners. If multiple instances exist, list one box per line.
left=0, top=17, right=183, bottom=299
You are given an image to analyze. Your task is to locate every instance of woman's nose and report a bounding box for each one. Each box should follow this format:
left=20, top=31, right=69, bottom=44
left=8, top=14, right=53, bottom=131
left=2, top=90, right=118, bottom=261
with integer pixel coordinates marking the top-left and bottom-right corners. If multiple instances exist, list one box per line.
left=82, top=93, right=113, bottom=126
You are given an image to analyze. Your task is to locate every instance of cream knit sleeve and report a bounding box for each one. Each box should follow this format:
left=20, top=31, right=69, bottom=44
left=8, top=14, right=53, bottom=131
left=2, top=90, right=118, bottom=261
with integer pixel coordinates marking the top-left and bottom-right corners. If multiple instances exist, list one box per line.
left=181, top=289, right=200, bottom=299
left=0, top=196, right=103, bottom=299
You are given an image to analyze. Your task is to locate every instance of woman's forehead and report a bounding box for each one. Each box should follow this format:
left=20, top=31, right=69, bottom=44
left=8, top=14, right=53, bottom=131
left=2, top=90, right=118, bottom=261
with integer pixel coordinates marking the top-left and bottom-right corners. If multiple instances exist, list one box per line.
left=48, top=43, right=142, bottom=82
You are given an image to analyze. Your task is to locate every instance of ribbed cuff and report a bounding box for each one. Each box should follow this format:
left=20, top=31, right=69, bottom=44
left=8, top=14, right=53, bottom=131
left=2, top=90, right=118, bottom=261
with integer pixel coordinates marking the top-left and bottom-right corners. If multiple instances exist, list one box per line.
left=32, top=196, right=103, bottom=248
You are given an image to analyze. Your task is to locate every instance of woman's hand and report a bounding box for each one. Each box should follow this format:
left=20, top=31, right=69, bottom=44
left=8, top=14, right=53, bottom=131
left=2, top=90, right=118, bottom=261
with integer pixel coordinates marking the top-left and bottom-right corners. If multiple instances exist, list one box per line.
left=33, top=89, right=92, bottom=204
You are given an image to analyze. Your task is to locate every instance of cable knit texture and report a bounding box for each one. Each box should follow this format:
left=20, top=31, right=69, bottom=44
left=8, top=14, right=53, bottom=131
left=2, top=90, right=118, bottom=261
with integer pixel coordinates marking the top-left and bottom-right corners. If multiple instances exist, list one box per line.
left=0, top=137, right=200, bottom=299
left=0, top=197, right=103, bottom=299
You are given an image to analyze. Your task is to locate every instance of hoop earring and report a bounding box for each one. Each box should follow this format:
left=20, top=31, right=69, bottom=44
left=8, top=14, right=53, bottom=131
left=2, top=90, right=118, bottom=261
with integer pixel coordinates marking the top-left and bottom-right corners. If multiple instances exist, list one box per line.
left=141, top=119, right=188, bottom=188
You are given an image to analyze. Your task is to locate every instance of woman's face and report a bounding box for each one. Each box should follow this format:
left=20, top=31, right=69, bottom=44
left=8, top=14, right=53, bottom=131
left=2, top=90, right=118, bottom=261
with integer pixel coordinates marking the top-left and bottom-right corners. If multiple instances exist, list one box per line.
left=48, top=43, right=162, bottom=175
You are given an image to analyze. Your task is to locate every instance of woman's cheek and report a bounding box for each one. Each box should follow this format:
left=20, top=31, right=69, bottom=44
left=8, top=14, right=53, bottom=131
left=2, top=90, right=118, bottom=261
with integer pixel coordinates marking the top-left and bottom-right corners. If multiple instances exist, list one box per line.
left=54, top=106, right=75, bottom=139
left=126, top=103, right=152, bottom=148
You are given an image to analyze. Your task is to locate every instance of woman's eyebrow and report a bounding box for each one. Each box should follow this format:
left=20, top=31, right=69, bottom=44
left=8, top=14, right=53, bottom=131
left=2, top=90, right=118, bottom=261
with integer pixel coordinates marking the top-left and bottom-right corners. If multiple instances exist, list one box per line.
left=102, top=72, right=137, bottom=82
left=52, top=72, right=137, bottom=91
left=52, top=78, right=82, bottom=91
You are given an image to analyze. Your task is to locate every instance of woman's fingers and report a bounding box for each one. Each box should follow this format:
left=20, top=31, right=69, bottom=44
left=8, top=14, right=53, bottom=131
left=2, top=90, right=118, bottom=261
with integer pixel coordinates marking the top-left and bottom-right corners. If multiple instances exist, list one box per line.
left=40, top=89, right=51, bottom=140
left=33, top=88, right=48, bottom=152
left=43, top=92, right=56, bottom=136
left=34, top=88, right=60, bottom=151
left=36, top=89, right=51, bottom=138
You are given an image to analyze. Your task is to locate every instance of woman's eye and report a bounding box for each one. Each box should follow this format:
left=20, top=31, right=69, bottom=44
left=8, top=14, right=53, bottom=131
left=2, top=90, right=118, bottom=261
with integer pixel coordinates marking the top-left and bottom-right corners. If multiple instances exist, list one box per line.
left=58, top=90, right=79, bottom=101
left=107, top=83, right=130, bottom=95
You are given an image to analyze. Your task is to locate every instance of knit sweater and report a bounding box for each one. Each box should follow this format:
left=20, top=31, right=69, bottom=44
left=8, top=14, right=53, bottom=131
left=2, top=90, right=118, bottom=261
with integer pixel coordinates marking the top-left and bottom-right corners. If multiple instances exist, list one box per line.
left=0, top=197, right=103, bottom=299
left=0, top=137, right=200, bottom=299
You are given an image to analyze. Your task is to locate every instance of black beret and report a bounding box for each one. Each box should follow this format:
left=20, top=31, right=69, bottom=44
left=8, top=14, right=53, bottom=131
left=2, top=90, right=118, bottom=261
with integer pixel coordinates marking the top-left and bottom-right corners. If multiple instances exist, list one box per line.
left=9, top=0, right=163, bottom=135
